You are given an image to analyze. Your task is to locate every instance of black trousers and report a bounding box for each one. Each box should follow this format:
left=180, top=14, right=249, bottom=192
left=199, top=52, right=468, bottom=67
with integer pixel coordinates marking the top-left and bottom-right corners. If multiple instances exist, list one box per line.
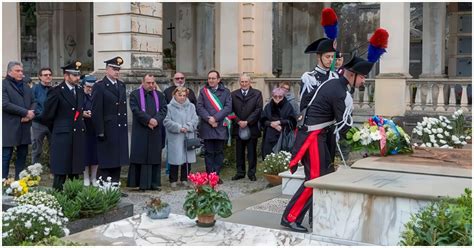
left=127, top=163, right=161, bottom=190
left=235, top=137, right=258, bottom=177
left=203, top=139, right=225, bottom=175
left=281, top=129, right=335, bottom=225
left=53, top=174, right=79, bottom=191
left=97, top=167, right=121, bottom=183
left=169, top=163, right=191, bottom=183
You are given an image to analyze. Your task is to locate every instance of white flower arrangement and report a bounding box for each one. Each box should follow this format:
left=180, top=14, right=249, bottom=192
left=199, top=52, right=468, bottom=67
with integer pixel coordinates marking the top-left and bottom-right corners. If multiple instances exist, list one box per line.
left=412, top=109, right=470, bottom=149
left=15, top=191, right=62, bottom=212
left=2, top=204, right=69, bottom=245
left=262, top=151, right=291, bottom=175
left=18, top=163, right=43, bottom=179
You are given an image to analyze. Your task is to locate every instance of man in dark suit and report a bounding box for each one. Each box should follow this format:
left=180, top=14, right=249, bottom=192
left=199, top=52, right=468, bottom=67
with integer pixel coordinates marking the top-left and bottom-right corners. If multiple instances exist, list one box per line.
left=2, top=61, right=35, bottom=179
left=92, top=57, right=129, bottom=193
left=42, top=61, right=86, bottom=190
left=230, top=74, right=263, bottom=181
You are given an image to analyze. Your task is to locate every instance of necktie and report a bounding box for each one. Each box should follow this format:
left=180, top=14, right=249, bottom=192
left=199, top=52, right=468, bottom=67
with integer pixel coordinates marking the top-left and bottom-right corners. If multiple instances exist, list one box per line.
left=243, top=90, right=247, bottom=97
left=71, top=88, right=76, bottom=99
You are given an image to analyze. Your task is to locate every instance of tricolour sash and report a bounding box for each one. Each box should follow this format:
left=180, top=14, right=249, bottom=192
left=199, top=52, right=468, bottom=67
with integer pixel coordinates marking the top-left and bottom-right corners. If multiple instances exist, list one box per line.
left=203, top=87, right=235, bottom=145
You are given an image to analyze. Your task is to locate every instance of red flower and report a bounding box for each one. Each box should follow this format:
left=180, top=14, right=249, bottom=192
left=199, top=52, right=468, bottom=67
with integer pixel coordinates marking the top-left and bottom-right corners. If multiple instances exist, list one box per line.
left=188, top=172, right=208, bottom=187
left=208, top=172, right=219, bottom=189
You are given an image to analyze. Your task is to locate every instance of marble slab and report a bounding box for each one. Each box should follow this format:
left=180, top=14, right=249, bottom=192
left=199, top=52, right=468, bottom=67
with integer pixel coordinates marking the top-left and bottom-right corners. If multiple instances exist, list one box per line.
left=305, top=168, right=471, bottom=200
left=279, top=166, right=305, bottom=195
left=352, top=156, right=472, bottom=178
left=63, top=213, right=339, bottom=246
left=312, top=189, right=430, bottom=245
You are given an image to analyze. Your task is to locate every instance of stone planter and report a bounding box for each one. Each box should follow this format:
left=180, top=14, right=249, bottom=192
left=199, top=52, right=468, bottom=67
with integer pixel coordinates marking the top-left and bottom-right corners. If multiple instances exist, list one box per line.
left=263, top=174, right=282, bottom=186
left=146, top=205, right=171, bottom=219
left=196, top=214, right=215, bottom=227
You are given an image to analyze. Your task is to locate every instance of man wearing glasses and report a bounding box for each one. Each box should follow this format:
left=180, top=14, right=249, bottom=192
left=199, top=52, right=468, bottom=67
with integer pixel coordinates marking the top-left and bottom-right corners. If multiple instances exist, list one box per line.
left=31, top=68, right=53, bottom=164
left=92, top=56, right=129, bottom=196
left=163, top=72, right=197, bottom=105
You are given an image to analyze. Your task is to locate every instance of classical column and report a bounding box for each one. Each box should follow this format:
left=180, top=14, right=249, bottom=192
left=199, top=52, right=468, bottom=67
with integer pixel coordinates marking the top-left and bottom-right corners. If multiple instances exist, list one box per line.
left=420, top=3, right=446, bottom=78
left=195, top=3, right=214, bottom=76
left=93, top=2, right=163, bottom=82
left=176, top=3, right=196, bottom=75
left=36, top=3, right=54, bottom=70
left=215, top=2, right=239, bottom=77
left=374, top=2, right=411, bottom=117
left=2, top=2, right=21, bottom=75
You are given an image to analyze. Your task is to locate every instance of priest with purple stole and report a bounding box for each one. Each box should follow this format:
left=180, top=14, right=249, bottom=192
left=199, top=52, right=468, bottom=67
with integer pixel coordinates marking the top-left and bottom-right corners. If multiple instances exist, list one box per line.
left=127, top=74, right=168, bottom=191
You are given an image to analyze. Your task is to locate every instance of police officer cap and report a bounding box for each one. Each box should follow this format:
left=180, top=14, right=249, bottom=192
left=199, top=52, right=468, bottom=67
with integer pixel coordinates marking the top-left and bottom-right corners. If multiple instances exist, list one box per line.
left=104, top=56, right=124, bottom=68
left=80, top=75, right=97, bottom=85
left=61, top=61, right=81, bottom=75
left=304, top=38, right=337, bottom=54
left=342, top=55, right=374, bottom=77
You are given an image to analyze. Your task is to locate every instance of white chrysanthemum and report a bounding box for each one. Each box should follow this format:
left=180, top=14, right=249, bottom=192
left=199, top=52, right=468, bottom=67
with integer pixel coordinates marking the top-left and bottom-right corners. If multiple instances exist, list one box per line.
left=440, top=145, right=449, bottom=148
left=441, top=122, right=447, bottom=127
left=434, top=143, right=439, bottom=148
left=436, top=128, right=443, bottom=133
left=370, top=130, right=382, bottom=141
left=466, top=136, right=471, bottom=140
left=24, top=220, right=32, bottom=228
left=420, top=143, right=426, bottom=147
left=461, top=141, right=467, bottom=145
left=426, top=142, right=432, bottom=147
left=432, top=128, right=437, bottom=134
left=446, top=125, right=452, bottom=130
left=444, top=131, right=450, bottom=136
left=439, top=139, right=447, bottom=144
left=452, top=135, right=459, bottom=142
left=437, top=134, right=443, bottom=139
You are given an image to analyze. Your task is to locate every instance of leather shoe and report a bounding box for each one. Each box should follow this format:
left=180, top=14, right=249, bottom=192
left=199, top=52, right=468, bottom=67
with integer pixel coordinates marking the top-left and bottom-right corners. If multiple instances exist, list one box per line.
left=280, top=219, right=308, bottom=233
left=231, top=175, right=245, bottom=181
left=248, top=175, right=257, bottom=181
left=151, top=186, right=161, bottom=191
left=121, top=192, right=129, bottom=197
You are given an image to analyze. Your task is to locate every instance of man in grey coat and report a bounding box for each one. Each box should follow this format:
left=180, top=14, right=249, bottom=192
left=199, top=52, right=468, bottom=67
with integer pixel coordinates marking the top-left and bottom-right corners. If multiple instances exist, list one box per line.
left=196, top=70, right=232, bottom=184
left=2, top=61, right=35, bottom=179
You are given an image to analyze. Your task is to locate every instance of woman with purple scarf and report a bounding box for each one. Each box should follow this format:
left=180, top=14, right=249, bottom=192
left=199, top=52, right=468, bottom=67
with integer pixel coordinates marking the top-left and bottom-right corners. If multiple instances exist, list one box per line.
left=127, top=74, right=168, bottom=191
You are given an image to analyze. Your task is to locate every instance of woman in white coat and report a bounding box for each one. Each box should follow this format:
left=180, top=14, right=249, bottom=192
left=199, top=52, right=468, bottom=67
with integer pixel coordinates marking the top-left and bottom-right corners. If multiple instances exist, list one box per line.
left=163, top=87, right=199, bottom=188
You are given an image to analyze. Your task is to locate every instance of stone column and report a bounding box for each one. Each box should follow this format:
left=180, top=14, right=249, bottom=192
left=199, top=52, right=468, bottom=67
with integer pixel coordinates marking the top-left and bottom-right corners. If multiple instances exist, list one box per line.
left=215, top=2, right=239, bottom=77
left=374, top=2, right=411, bottom=116
left=420, top=3, right=446, bottom=78
left=93, top=2, right=163, bottom=83
left=176, top=3, right=196, bottom=75
left=2, top=2, right=21, bottom=75
left=195, top=3, right=214, bottom=76
left=36, top=3, right=54, bottom=71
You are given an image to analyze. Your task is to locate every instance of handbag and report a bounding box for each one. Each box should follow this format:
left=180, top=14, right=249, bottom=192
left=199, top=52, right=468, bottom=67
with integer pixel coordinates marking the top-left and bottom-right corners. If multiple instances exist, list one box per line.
left=185, top=137, right=202, bottom=151
left=272, top=124, right=296, bottom=153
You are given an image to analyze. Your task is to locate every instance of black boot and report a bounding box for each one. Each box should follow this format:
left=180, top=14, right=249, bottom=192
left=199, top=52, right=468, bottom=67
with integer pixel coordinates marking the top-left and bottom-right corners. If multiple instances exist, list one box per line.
left=280, top=218, right=308, bottom=233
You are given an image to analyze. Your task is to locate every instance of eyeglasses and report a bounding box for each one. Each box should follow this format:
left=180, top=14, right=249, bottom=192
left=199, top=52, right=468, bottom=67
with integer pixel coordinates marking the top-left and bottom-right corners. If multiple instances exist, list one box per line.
left=174, top=77, right=184, bottom=80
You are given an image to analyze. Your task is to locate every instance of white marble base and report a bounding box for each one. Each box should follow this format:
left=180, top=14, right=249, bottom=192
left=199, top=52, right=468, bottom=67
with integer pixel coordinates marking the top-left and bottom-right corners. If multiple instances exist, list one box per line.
left=312, top=189, right=429, bottom=245
left=279, top=166, right=305, bottom=195
left=63, top=213, right=340, bottom=246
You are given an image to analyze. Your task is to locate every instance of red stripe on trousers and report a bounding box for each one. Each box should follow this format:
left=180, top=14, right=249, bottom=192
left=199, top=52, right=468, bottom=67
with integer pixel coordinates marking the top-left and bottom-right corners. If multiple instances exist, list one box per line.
left=287, top=130, right=321, bottom=223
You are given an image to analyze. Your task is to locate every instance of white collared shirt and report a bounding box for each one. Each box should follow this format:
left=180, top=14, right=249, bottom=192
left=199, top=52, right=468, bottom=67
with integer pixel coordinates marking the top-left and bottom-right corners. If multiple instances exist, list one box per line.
left=107, top=76, right=117, bottom=85
left=65, top=81, right=75, bottom=90
left=241, top=89, right=248, bottom=96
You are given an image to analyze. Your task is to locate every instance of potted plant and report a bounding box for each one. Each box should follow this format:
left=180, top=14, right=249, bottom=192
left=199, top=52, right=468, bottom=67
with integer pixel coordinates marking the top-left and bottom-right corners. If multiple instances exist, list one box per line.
left=261, top=151, right=291, bottom=186
left=144, top=197, right=170, bottom=219
left=183, top=172, right=232, bottom=227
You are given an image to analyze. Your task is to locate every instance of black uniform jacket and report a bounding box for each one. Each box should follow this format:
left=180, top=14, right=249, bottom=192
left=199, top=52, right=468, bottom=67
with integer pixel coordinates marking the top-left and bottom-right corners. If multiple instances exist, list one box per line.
left=42, top=81, right=85, bottom=175
left=91, top=76, right=129, bottom=168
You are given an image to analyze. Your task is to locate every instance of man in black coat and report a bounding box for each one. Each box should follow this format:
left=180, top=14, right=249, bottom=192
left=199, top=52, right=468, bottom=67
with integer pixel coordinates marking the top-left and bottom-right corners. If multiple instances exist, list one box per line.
left=163, top=72, right=197, bottom=105
left=42, top=61, right=86, bottom=190
left=2, top=61, right=35, bottom=179
left=128, top=74, right=167, bottom=191
left=92, top=56, right=130, bottom=188
left=230, top=74, right=263, bottom=181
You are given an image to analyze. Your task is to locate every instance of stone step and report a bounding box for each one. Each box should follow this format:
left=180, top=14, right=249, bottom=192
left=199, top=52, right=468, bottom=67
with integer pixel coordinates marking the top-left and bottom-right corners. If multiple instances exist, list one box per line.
left=279, top=166, right=305, bottom=195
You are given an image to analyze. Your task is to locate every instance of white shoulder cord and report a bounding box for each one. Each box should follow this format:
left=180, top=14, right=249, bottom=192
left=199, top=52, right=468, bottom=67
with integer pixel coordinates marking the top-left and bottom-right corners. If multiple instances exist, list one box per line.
left=300, top=71, right=318, bottom=99
left=334, top=91, right=354, bottom=168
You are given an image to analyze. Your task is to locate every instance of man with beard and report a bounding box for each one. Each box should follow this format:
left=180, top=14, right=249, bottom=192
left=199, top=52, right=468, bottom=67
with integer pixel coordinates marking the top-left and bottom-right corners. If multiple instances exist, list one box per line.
left=42, top=61, right=86, bottom=190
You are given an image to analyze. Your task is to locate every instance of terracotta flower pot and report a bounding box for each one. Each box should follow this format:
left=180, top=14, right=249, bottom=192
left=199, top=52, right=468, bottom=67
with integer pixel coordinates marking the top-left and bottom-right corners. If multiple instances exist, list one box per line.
left=263, top=174, right=282, bottom=186
left=196, top=214, right=216, bottom=227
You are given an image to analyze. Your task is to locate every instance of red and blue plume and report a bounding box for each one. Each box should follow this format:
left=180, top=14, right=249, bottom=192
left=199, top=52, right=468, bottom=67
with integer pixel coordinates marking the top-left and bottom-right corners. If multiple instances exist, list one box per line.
left=368, top=28, right=389, bottom=63
left=320, top=8, right=338, bottom=40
